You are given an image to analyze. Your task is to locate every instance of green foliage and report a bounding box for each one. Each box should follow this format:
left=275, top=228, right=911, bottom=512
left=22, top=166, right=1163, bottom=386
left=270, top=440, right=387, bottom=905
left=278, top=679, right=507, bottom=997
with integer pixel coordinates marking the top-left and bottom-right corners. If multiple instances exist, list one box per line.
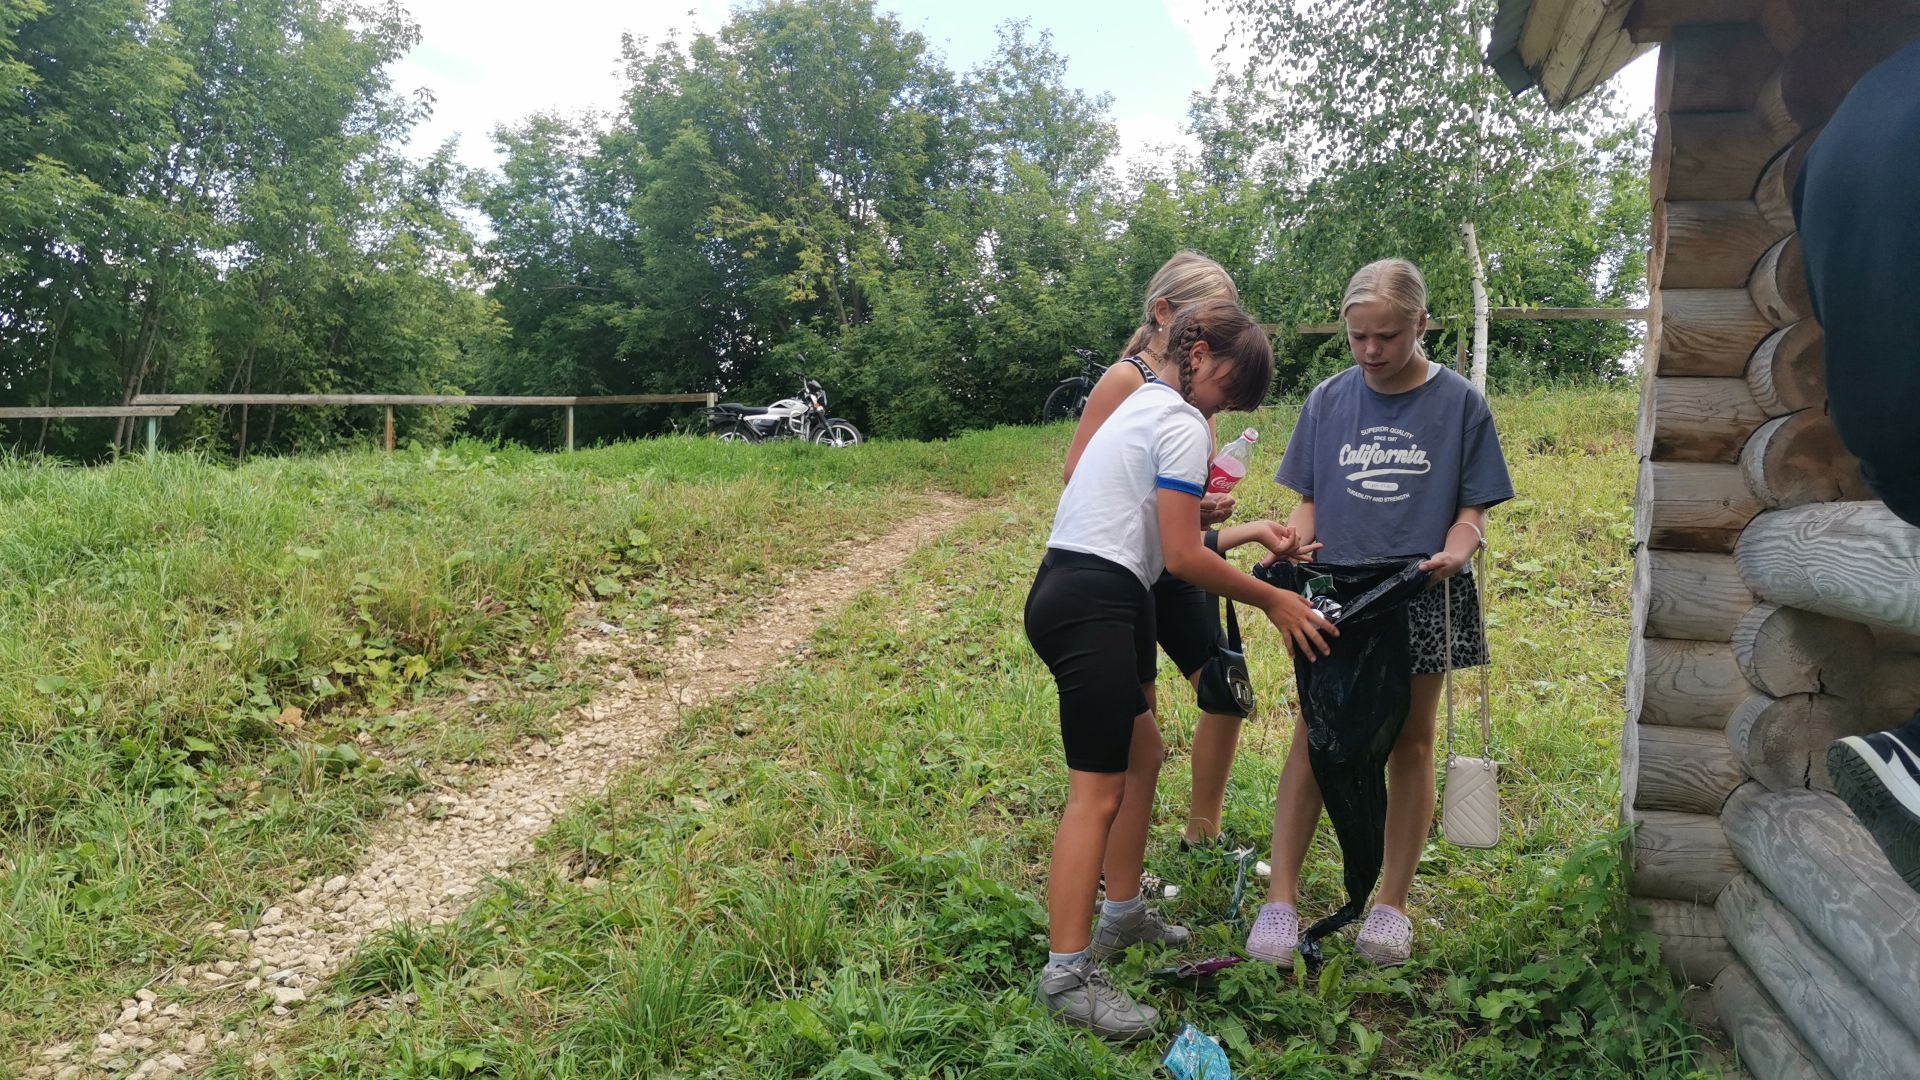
left=4, top=0, right=1653, bottom=451
left=0, top=0, right=493, bottom=460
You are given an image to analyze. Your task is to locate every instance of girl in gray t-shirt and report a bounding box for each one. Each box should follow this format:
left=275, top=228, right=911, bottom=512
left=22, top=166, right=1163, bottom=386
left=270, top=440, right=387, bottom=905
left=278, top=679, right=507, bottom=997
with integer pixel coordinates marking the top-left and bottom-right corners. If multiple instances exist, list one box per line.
left=1245, top=259, right=1514, bottom=971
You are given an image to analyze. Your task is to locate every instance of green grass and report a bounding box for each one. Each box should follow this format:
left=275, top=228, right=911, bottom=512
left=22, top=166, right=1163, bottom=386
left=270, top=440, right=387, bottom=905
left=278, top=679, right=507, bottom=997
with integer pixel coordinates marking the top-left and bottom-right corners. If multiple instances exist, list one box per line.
left=0, top=430, right=1043, bottom=1052
left=154, top=386, right=1719, bottom=1078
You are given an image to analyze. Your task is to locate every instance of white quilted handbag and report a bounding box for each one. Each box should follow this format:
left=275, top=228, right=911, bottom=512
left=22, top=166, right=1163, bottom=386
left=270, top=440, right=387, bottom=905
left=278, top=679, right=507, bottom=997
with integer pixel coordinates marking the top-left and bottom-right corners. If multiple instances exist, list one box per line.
left=1441, top=541, right=1500, bottom=849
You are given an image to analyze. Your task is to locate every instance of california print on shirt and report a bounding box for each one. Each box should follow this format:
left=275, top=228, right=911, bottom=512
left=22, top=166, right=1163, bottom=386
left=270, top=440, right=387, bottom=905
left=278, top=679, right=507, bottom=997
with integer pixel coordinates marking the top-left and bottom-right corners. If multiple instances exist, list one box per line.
left=1338, top=425, right=1431, bottom=503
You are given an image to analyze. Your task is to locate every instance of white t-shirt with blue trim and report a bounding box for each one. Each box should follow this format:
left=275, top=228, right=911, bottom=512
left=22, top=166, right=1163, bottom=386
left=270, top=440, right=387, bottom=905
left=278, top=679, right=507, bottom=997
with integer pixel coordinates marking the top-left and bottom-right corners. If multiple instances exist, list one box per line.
left=1048, top=380, right=1211, bottom=588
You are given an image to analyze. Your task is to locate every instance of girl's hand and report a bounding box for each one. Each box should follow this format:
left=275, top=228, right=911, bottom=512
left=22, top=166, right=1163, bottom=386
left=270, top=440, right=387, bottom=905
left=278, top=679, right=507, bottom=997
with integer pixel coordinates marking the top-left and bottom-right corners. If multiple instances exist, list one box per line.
left=1262, top=588, right=1338, bottom=660
left=1419, top=549, right=1469, bottom=584
left=1224, top=520, right=1322, bottom=567
left=1199, top=492, right=1236, bottom=526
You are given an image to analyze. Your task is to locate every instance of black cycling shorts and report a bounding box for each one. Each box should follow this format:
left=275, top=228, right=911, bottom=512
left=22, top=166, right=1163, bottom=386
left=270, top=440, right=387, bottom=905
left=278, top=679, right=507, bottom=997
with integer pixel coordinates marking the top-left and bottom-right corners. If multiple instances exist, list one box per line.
left=1152, top=570, right=1222, bottom=679
left=1024, top=549, right=1155, bottom=773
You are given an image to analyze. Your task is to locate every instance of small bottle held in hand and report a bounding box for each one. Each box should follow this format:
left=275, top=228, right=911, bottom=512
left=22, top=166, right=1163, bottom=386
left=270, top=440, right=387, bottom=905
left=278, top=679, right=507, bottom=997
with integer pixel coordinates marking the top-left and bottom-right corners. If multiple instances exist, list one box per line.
left=1208, top=428, right=1259, bottom=494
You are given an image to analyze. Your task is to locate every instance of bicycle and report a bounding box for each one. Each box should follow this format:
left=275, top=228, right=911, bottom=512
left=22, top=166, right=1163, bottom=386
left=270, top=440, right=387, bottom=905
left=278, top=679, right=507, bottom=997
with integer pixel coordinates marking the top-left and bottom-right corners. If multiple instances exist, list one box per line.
left=1041, top=348, right=1110, bottom=424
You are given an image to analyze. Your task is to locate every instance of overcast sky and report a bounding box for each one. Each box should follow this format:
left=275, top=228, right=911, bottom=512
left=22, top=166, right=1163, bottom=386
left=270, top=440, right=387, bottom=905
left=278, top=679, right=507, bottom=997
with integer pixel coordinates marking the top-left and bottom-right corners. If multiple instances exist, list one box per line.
left=389, top=0, right=1655, bottom=175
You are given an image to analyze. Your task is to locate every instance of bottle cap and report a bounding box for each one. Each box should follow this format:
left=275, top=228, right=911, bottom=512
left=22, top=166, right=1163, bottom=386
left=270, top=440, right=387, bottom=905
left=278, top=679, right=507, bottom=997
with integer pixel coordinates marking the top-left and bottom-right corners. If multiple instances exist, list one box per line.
left=1241, top=428, right=1259, bottom=442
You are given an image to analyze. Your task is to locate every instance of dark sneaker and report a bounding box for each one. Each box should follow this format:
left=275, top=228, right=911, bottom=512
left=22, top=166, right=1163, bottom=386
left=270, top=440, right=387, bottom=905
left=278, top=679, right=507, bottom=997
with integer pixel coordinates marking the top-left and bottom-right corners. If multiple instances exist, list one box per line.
left=1829, top=729, right=1920, bottom=889
left=1090, top=903, right=1191, bottom=960
left=1035, top=955, right=1159, bottom=1042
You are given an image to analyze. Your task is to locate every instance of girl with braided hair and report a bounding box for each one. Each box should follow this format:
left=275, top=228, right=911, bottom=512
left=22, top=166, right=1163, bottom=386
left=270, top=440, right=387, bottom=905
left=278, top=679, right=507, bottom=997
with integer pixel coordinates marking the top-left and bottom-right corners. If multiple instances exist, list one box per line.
left=1064, top=251, right=1293, bottom=866
left=1027, top=298, right=1336, bottom=1040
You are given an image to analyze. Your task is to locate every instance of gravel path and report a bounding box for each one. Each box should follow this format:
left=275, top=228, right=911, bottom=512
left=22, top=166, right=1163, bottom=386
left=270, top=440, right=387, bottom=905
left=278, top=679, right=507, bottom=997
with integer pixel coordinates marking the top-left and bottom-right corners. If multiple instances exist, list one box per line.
left=19, top=498, right=972, bottom=1080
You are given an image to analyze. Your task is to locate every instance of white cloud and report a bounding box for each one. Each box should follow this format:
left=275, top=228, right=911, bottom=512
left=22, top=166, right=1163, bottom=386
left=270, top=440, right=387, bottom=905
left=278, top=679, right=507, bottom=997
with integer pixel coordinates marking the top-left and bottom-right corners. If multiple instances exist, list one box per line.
left=390, top=0, right=730, bottom=171
left=1161, top=0, right=1254, bottom=78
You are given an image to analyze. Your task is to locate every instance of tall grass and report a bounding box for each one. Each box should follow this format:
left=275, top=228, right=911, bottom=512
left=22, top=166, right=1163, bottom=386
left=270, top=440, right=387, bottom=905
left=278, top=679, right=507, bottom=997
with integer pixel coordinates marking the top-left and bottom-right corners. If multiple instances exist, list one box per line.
left=0, top=430, right=1041, bottom=1050
left=230, top=387, right=1718, bottom=1077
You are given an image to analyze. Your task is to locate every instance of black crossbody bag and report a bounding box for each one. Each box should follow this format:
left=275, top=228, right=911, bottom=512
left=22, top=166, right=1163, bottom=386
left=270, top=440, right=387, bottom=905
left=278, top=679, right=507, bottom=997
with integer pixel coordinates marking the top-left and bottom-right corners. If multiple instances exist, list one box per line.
left=1195, top=597, right=1254, bottom=718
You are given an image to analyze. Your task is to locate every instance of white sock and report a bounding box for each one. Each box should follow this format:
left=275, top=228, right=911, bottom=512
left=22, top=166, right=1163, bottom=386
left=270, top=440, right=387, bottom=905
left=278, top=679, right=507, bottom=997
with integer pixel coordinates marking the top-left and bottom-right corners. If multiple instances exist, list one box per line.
left=1101, top=892, right=1145, bottom=918
left=1047, top=948, right=1088, bottom=969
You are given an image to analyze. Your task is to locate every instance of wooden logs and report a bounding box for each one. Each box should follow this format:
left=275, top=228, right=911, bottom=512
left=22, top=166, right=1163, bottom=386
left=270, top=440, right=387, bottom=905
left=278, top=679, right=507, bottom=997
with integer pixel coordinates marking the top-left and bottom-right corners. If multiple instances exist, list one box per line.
left=1734, top=602, right=1876, bottom=698
left=1627, top=0, right=1767, bottom=42
left=1632, top=636, right=1750, bottom=727
left=1657, top=289, right=1777, bottom=375
left=1724, top=786, right=1920, bottom=1040
left=1626, top=802, right=1743, bottom=903
left=1719, top=872, right=1920, bottom=1079
left=1756, top=127, right=1822, bottom=232
left=1741, top=410, right=1871, bottom=508
left=1632, top=724, right=1747, bottom=813
left=1711, top=961, right=1839, bottom=1080
left=1648, top=377, right=1768, bottom=463
left=1736, top=503, right=1920, bottom=635
left=1749, top=234, right=1811, bottom=327
left=1727, top=691, right=1863, bottom=791
left=1635, top=460, right=1760, bottom=552
left=1666, top=22, right=1781, bottom=111
left=1632, top=897, right=1734, bottom=984
left=1757, top=31, right=1907, bottom=144
left=1868, top=652, right=1920, bottom=728
left=1667, top=112, right=1794, bottom=201
left=1747, top=320, right=1825, bottom=417
left=1636, top=548, right=1756, bottom=641
left=1657, top=202, right=1791, bottom=290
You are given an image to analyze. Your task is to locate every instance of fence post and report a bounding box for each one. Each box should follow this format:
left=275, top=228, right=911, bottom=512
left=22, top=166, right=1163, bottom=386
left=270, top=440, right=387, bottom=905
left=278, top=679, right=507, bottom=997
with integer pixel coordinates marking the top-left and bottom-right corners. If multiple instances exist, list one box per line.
left=565, top=405, right=575, bottom=452
left=384, top=406, right=395, bottom=454
left=146, top=417, right=157, bottom=459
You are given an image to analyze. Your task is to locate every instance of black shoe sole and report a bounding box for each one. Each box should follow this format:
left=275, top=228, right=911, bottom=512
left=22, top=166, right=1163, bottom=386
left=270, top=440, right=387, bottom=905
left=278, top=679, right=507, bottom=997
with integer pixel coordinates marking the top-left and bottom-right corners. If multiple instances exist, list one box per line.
left=1828, top=740, right=1920, bottom=891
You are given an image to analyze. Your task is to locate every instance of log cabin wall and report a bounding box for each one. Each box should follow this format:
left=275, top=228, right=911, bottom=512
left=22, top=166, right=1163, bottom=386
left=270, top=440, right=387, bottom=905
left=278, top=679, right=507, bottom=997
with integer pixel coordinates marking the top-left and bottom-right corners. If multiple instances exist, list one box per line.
left=1624, top=1, right=1920, bottom=1074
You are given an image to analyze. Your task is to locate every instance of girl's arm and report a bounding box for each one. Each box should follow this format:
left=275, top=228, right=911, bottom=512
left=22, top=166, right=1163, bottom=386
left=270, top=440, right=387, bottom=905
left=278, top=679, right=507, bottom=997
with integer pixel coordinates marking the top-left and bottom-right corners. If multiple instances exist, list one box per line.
left=1158, top=490, right=1336, bottom=659
left=1419, top=505, right=1488, bottom=582
left=1286, top=497, right=1316, bottom=549
left=1215, top=520, right=1322, bottom=564
left=1062, top=364, right=1144, bottom=484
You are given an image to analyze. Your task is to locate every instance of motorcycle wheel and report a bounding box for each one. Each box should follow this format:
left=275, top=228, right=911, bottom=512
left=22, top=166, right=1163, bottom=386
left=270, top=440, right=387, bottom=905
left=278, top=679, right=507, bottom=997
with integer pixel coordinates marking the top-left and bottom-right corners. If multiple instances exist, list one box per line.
left=1042, top=379, right=1088, bottom=424
left=813, top=420, right=862, bottom=447
left=716, top=426, right=757, bottom=443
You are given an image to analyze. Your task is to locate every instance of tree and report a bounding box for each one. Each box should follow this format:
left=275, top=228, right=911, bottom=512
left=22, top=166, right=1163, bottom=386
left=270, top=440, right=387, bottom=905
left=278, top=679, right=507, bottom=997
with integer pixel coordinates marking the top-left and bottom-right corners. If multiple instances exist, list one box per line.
left=1213, top=0, right=1650, bottom=385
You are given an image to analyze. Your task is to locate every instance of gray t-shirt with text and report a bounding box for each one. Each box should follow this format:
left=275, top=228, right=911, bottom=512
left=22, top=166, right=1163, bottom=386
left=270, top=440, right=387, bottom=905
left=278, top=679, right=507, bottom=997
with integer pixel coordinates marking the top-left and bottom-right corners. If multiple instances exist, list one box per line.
left=1275, top=364, right=1514, bottom=564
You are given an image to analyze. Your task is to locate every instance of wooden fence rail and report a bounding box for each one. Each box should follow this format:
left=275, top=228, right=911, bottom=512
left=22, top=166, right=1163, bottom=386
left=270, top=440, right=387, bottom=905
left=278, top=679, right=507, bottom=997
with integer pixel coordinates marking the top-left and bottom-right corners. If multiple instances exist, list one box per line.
left=0, top=406, right=186, bottom=457
left=121, top=392, right=721, bottom=453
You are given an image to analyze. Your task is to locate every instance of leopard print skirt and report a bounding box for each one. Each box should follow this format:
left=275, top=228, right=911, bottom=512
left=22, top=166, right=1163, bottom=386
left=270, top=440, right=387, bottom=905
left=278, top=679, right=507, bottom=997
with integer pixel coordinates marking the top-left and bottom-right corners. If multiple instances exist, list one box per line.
left=1407, top=571, right=1488, bottom=675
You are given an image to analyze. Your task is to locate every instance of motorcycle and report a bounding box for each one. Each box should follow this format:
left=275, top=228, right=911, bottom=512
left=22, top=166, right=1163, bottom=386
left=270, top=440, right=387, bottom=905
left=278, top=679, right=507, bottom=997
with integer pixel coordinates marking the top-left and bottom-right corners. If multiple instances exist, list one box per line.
left=701, top=375, right=863, bottom=447
left=1042, top=347, right=1110, bottom=424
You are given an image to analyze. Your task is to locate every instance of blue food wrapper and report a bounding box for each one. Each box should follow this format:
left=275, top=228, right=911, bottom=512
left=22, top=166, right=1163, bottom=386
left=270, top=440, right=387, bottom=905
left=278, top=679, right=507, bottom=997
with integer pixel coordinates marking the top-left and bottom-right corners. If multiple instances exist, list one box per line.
left=1162, top=1023, right=1233, bottom=1080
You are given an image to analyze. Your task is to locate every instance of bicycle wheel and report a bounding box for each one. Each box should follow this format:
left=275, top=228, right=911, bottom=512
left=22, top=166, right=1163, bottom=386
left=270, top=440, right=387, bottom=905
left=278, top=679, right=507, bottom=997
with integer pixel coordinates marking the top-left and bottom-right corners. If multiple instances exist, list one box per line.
left=1042, top=380, right=1088, bottom=424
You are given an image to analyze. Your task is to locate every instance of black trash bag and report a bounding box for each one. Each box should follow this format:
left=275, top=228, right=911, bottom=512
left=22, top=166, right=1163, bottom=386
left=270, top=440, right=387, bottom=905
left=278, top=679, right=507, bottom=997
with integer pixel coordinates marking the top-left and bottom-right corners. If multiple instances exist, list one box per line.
left=1255, top=557, right=1430, bottom=968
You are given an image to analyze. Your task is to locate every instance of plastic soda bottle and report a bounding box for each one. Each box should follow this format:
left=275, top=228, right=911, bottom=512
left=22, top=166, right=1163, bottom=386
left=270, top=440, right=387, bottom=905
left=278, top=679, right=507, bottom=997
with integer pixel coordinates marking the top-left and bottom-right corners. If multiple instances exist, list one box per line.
left=1207, top=428, right=1259, bottom=494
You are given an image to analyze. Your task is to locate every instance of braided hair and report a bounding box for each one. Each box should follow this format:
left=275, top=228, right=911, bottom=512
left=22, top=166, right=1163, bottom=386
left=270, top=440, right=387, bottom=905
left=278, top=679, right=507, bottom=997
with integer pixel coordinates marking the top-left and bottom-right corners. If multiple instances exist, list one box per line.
left=1162, top=298, right=1275, bottom=413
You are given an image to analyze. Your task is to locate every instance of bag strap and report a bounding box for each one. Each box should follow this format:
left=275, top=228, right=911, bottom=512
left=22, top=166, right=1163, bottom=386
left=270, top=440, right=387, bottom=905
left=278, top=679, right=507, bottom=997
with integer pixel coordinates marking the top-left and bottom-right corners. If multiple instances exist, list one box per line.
left=1221, top=596, right=1242, bottom=652
left=1444, top=540, right=1494, bottom=763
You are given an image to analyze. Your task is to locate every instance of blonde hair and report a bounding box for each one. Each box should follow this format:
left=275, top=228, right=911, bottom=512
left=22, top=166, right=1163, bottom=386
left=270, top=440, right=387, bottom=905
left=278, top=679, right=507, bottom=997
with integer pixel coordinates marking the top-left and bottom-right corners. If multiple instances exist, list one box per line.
left=1123, top=250, right=1239, bottom=358
left=1341, top=258, right=1430, bottom=361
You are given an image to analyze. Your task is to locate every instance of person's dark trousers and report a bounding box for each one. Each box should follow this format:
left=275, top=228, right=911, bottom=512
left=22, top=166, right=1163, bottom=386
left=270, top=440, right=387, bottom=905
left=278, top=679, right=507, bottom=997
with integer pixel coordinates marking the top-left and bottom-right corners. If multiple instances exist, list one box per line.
left=1795, top=39, right=1920, bottom=885
left=1793, top=37, right=1920, bottom=529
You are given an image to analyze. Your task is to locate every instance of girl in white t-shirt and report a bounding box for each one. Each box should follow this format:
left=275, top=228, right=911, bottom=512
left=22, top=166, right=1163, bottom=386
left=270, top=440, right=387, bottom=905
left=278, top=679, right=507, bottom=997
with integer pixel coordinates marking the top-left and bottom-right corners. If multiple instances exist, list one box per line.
left=1024, top=299, right=1338, bottom=1040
